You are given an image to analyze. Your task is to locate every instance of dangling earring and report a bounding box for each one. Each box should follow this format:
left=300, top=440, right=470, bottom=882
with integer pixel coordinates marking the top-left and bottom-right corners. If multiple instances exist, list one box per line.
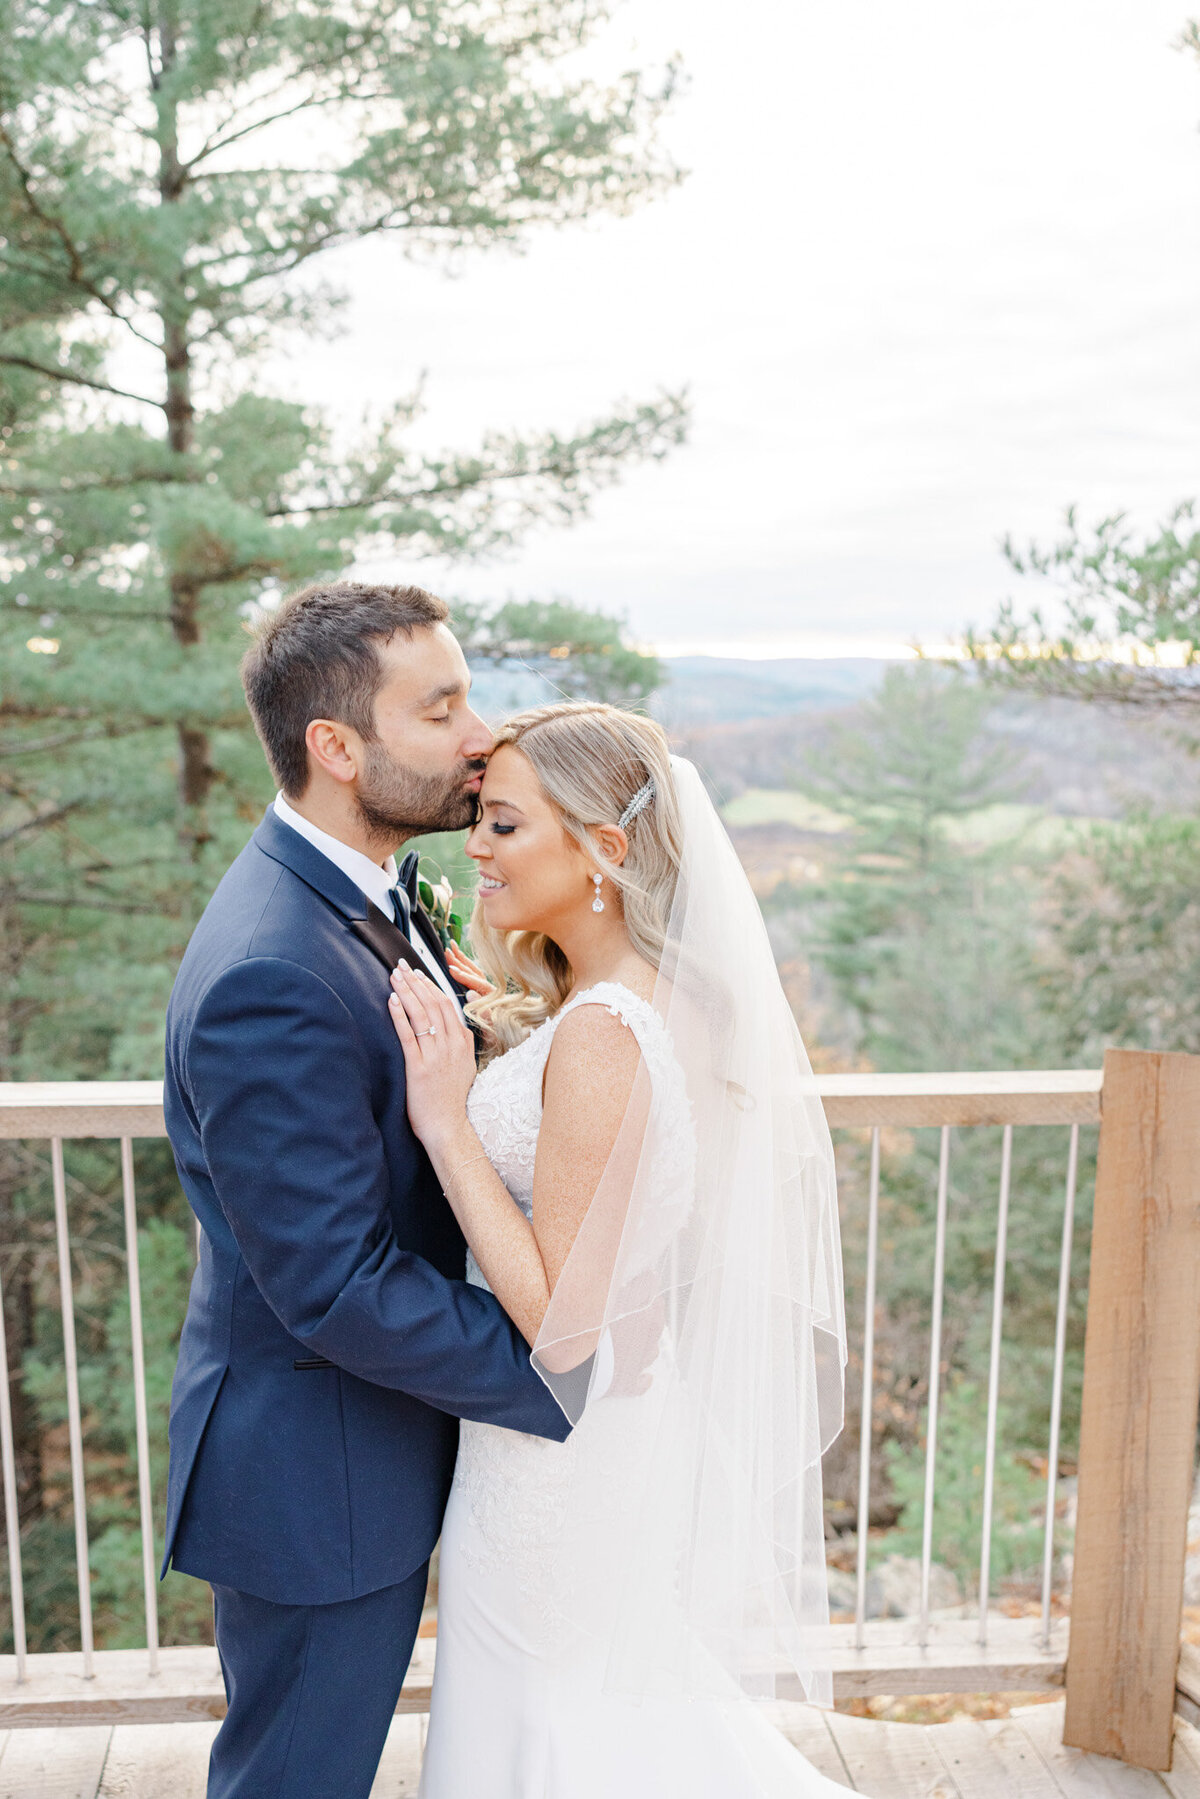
left=591, top=871, right=605, bottom=913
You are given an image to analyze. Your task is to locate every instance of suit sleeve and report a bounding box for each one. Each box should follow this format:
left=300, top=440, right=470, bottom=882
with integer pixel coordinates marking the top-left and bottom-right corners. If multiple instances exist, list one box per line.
left=185, top=955, right=570, bottom=1442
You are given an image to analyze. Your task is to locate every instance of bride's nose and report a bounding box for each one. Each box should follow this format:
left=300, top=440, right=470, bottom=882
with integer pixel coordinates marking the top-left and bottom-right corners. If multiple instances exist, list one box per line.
left=465, top=821, right=487, bottom=861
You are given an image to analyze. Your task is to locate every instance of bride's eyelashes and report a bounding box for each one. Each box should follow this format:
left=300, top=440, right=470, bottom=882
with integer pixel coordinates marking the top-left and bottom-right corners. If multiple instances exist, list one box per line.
left=489, top=823, right=516, bottom=836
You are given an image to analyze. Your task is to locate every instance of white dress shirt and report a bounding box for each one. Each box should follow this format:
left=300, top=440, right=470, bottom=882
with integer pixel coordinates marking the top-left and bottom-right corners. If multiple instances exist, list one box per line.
left=273, top=793, right=463, bottom=1014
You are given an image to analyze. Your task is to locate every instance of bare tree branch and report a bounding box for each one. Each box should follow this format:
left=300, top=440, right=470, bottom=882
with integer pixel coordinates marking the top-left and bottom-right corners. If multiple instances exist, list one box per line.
left=0, top=802, right=83, bottom=845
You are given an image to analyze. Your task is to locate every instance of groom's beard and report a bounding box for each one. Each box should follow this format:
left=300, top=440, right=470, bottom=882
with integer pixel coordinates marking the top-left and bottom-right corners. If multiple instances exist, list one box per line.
left=355, top=741, right=485, bottom=839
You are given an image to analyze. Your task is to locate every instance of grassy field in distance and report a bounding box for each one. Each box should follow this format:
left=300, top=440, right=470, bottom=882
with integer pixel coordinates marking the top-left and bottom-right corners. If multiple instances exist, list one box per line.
left=722, top=788, right=1094, bottom=852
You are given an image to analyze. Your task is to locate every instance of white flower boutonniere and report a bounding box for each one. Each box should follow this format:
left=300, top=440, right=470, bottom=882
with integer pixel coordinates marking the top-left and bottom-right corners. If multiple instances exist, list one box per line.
left=416, top=869, right=465, bottom=950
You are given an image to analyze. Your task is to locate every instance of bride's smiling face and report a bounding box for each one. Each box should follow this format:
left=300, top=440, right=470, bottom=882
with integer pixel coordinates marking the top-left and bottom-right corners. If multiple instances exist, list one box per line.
left=465, top=744, right=599, bottom=936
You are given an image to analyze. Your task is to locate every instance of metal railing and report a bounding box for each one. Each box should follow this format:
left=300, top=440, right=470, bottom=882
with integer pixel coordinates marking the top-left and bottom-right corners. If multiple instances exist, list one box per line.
left=0, top=1069, right=1104, bottom=1712
left=820, top=1071, right=1100, bottom=1672
left=848, top=1114, right=1084, bottom=1656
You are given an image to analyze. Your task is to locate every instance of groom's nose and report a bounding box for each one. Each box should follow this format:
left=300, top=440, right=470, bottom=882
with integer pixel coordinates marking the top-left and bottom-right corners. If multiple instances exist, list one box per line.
left=459, top=707, right=493, bottom=760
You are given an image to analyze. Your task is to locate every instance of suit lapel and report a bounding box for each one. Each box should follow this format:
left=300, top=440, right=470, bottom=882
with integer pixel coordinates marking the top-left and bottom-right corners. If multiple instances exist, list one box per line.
left=253, top=807, right=369, bottom=923
left=350, top=905, right=433, bottom=979
left=353, top=903, right=482, bottom=1060
left=254, top=806, right=473, bottom=1008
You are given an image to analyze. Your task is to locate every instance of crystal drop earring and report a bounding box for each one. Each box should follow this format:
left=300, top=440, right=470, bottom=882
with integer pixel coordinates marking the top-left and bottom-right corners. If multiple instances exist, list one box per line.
left=591, top=871, right=605, bottom=913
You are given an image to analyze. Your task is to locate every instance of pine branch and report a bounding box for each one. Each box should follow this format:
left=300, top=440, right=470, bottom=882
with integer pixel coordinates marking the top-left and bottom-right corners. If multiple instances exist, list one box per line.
left=185, top=84, right=392, bottom=171
left=0, top=355, right=160, bottom=409
left=0, top=121, right=161, bottom=352
left=0, top=602, right=172, bottom=620
left=0, top=472, right=185, bottom=498
left=0, top=722, right=163, bottom=759
left=4, top=890, right=165, bottom=916
left=0, top=802, right=83, bottom=845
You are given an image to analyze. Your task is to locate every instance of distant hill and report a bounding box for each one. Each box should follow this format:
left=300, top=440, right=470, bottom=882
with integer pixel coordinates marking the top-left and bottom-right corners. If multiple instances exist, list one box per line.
left=652, top=656, right=891, bottom=727
left=466, top=653, right=893, bottom=728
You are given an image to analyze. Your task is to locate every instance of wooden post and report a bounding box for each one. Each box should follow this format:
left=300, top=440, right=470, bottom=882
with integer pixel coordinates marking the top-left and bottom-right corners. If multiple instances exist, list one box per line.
left=1063, top=1048, right=1200, bottom=1769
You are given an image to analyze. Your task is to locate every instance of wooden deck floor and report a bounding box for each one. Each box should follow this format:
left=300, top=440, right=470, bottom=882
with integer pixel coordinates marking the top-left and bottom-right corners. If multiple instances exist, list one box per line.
left=0, top=1702, right=1196, bottom=1799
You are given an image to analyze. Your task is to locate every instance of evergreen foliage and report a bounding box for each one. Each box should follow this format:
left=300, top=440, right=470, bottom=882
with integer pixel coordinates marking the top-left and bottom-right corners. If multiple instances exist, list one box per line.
left=0, top=0, right=681, bottom=1652
left=883, top=1380, right=1045, bottom=1586
left=795, top=662, right=1048, bottom=1073
left=1043, top=812, right=1200, bottom=1060
left=964, top=504, right=1200, bottom=719
left=0, top=0, right=685, bottom=1087
left=768, top=665, right=1092, bottom=1587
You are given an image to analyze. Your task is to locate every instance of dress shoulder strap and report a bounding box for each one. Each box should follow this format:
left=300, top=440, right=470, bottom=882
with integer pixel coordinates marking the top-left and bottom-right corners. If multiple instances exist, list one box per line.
left=552, top=982, right=672, bottom=1075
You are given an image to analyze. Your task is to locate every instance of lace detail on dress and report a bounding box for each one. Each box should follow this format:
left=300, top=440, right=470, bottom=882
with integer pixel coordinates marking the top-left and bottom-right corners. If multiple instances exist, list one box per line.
left=454, top=983, right=693, bottom=1614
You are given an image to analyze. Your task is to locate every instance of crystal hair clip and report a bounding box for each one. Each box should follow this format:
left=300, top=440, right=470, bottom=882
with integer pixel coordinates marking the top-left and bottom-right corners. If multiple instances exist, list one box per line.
left=618, top=777, right=656, bottom=830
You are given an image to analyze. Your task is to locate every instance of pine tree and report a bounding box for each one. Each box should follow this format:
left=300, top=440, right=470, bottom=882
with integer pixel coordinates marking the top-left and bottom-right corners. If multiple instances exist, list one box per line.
left=0, top=0, right=685, bottom=1081
left=964, top=504, right=1200, bottom=722
left=0, top=2, right=682, bottom=1645
left=797, top=662, right=1038, bottom=1073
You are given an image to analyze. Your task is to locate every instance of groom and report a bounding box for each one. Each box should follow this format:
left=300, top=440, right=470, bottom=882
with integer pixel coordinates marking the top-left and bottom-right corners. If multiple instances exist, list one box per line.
left=162, top=580, right=570, bottom=1798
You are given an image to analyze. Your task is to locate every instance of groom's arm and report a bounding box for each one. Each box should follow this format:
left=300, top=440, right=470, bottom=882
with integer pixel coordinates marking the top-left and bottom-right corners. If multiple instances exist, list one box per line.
left=185, top=955, right=570, bottom=1442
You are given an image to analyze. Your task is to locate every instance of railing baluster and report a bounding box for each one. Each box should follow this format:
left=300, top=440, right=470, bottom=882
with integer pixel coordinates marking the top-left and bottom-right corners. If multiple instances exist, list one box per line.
left=0, top=1257, right=27, bottom=1681
left=121, top=1139, right=160, bottom=1675
left=1040, top=1121, right=1079, bottom=1649
left=854, top=1127, right=881, bottom=1650
left=51, top=1138, right=94, bottom=1677
left=978, top=1123, right=1013, bottom=1646
left=918, top=1125, right=951, bottom=1646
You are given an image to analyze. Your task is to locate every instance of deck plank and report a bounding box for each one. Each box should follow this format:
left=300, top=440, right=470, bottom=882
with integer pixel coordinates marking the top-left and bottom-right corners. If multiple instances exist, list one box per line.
left=95, top=1724, right=215, bottom=1799
left=824, top=1714, right=961, bottom=1799
left=1158, top=1719, right=1200, bottom=1799
left=931, top=1718, right=1055, bottom=1799
left=0, top=1727, right=111, bottom=1799
left=369, top=1715, right=425, bottom=1797
left=980, top=1716, right=1074, bottom=1799
left=1013, top=1707, right=1172, bottom=1797
left=762, top=1704, right=854, bottom=1785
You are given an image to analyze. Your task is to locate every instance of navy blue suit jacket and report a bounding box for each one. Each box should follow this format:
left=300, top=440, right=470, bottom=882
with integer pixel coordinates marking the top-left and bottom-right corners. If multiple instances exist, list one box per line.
left=162, top=808, right=569, bottom=1606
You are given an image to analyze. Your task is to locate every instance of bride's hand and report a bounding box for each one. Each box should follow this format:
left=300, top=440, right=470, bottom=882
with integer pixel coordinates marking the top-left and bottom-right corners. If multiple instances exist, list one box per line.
left=443, top=941, right=496, bottom=1000
left=388, top=967, right=477, bottom=1149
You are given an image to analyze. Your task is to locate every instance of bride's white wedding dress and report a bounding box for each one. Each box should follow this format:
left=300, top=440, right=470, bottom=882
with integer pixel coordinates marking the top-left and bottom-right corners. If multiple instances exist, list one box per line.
left=418, top=981, right=853, bottom=1799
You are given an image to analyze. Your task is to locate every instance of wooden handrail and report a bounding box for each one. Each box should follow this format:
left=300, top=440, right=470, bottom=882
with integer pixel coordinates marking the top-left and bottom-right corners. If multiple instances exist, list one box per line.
left=0, top=1070, right=1104, bottom=1140
left=0, top=1083, right=167, bottom=1140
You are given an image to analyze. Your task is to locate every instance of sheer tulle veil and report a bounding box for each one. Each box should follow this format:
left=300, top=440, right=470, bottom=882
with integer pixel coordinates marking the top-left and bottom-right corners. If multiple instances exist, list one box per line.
left=531, top=754, right=847, bottom=1706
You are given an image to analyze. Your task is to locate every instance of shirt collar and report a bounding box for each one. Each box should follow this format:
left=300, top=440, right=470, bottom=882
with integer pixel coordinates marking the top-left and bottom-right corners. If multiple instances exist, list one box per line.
left=273, top=793, right=399, bottom=916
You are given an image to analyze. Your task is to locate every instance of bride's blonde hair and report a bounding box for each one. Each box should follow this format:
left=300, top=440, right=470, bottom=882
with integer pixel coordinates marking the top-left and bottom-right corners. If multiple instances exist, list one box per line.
left=467, top=702, right=684, bottom=1053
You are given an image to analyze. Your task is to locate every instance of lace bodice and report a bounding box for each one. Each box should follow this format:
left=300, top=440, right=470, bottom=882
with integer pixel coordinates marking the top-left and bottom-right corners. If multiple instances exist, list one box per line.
left=462, top=980, right=685, bottom=1290
left=452, top=982, right=694, bottom=1625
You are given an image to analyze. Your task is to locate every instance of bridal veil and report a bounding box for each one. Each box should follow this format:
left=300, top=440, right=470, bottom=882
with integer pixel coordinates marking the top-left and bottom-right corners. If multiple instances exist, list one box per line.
left=530, top=755, right=847, bottom=1706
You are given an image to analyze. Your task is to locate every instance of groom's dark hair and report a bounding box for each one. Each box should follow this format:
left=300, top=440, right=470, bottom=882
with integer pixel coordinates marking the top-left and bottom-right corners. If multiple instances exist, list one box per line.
left=242, top=579, right=450, bottom=797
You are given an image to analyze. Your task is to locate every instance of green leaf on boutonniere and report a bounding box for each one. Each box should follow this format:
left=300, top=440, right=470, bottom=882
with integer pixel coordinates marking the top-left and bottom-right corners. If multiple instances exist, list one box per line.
left=416, top=864, right=466, bottom=950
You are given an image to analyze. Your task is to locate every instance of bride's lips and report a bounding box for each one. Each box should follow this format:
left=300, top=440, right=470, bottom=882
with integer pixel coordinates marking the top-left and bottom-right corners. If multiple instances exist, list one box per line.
left=477, top=875, right=506, bottom=894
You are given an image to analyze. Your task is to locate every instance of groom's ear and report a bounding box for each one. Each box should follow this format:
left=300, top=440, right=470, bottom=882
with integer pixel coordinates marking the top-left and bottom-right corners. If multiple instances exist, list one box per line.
left=304, top=716, right=362, bottom=787
left=594, top=824, right=629, bottom=868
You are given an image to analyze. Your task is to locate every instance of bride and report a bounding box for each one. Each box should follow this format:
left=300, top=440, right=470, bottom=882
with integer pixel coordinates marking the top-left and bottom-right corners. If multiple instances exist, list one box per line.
left=386, top=701, right=852, bottom=1798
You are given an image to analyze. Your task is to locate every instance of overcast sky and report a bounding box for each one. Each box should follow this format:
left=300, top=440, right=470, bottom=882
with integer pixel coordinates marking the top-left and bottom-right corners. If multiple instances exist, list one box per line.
left=276, top=0, right=1200, bottom=656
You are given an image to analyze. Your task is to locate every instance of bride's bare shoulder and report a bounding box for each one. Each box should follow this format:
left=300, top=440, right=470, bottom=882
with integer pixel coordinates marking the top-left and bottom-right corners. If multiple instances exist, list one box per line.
left=539, top=996, right=643, bottom=1128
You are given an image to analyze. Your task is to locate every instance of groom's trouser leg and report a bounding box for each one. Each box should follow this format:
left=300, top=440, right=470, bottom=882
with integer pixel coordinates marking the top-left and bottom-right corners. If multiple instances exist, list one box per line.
left=206, top=1561, right=429, bottom=1799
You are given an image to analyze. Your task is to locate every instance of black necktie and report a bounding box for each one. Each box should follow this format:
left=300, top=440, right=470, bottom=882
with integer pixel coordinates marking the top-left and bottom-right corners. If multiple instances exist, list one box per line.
left=389, top=851, right=420, bottom=934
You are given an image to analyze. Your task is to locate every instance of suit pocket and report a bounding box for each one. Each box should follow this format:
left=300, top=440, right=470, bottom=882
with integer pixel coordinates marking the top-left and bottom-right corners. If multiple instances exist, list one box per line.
left=293, top=1356, right=334, bottom=1370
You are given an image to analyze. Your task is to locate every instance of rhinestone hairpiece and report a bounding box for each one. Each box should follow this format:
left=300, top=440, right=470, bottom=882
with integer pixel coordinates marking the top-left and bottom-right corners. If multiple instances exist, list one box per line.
left=618, top=777, right=656, bottom=830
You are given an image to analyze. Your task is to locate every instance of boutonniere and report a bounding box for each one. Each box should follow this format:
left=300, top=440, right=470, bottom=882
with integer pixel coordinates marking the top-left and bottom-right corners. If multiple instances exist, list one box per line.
left=416, top=869, right=466, bottom=950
